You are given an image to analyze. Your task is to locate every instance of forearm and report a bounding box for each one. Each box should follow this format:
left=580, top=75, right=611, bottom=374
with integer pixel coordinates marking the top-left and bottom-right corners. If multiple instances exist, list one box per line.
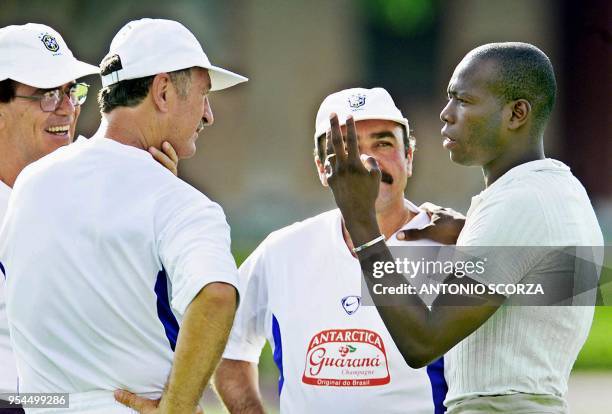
left=345, top=214, right=499, bottom=367
left=355, top=237, right=440, bottom=366
left=159, top=282, right=237, bottom=413
left=215, top=359, right=265, bottom=414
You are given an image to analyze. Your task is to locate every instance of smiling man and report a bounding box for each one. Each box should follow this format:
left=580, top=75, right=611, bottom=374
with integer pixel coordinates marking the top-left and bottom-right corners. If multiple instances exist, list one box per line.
left=214, top=88, right=448, bottom=414
left=325, top=43, right=604, bottom=413
left=0, top=23, right=99, bottom=413
left=0, top=18, right=247, bottom=414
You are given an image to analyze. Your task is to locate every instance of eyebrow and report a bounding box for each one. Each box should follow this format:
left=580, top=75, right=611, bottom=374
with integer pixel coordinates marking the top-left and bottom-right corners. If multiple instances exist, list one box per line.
left=369, top=131, right=398, bottom=140
left=37, top=82, right=77, bottom=94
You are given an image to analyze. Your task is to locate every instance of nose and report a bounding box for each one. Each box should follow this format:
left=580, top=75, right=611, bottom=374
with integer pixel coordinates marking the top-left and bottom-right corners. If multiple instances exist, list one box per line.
left=55, top=92, right=76, bottom=115
left=440, top=100, right=453, bottom=124
left=202, top=96, right=214, bottom=126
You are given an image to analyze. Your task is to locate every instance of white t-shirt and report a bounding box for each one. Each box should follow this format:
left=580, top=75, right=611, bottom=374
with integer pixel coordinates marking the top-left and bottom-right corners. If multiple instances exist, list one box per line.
left=446, top=159, right=604, bottom=410
left=0, top=134, right=239, bottom=402
left=0, top=179, right=19, bottom=395
left=224, top=201, right=447, bottom=414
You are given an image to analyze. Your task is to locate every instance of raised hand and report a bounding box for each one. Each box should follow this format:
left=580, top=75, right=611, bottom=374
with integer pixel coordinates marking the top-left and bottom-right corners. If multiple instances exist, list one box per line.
left=325, top=114, right=381, bottom=243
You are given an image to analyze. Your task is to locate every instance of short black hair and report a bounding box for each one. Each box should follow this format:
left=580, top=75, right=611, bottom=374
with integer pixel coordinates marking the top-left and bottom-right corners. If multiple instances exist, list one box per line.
left=97, top=55, right=192, bottom=113
left=468, top=42, right=557, bottom=133
left=0, top=79, right=16, bottom=103
left=314, top=124, right=415, bottom=162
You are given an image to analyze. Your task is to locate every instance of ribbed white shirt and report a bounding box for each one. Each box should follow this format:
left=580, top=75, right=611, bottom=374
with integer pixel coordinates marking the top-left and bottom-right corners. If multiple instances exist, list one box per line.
left=446, top=159, right=604, bottom=409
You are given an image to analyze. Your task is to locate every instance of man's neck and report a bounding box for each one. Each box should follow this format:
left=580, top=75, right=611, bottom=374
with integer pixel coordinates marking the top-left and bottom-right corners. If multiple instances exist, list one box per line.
left=482, top=139, right=545, bottom=188
left=341, top=198, right=415, bottom=254
left=101, top=110, right=157, bottom=152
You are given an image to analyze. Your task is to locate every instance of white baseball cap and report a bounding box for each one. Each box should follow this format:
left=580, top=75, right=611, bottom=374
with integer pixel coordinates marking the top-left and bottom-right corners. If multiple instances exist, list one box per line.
left=314, top=87, right=409, bottom=140
left=0, top=23, right=99, bottom=89
left=100, top=18, right=247, bottom=91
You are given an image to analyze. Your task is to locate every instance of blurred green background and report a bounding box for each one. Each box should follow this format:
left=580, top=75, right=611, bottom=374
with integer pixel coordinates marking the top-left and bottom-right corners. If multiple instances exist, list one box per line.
left=1, top=0, right=610, bottom=412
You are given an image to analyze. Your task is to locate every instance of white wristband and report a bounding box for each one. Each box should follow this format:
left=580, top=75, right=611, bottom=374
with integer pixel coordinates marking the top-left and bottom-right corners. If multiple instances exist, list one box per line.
left=352, top=234, right=386, bottom=253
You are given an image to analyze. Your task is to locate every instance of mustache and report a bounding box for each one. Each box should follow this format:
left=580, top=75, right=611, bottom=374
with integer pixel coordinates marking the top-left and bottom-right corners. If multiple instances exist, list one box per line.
left=381, top=171, right=394, bottom=184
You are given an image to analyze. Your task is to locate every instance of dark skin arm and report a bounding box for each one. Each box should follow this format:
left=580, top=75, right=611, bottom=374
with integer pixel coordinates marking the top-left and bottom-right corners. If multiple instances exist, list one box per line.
left=324, top=113, right=504, bottom=368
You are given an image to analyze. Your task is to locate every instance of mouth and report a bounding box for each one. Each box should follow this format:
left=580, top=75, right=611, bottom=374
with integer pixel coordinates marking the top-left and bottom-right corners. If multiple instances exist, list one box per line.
left=45, top=125, right=71, bottom=137
left=381, top=171, right=394, bottom=185
left=441, top=130, right=457, bottom=149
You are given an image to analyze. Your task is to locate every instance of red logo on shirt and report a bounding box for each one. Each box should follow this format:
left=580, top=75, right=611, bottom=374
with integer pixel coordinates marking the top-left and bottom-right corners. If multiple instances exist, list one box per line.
left=302, top=329, right=390, bottom=387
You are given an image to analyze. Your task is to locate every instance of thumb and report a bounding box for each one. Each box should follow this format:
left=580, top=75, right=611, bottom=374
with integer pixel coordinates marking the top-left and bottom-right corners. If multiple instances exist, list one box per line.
left=361, top=154, right=381, bottom=180
left=114, top=390, right=156, bottom=412
left=397, top=226, right=434, bottom=241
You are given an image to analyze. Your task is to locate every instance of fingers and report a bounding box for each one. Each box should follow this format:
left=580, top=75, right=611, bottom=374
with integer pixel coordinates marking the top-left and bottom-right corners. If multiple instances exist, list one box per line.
left=324, top=153, right=336, bottom=179
left=114, top=390, right=159, bottom=413
left=149, top=142, right=178, bottom=176
left=162, top=141, right=178, bottom=166
left=329, top=113, right=347, bottom=162
left=345, top=116, right=359, bottom=161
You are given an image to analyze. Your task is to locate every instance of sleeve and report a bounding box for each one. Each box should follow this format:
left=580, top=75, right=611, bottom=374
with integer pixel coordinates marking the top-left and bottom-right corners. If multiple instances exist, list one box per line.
left=455, top=186, right=550, bottom=290
left=158, top=197, right=239, bottom=315
left=222, top=244, right=270, bottom=363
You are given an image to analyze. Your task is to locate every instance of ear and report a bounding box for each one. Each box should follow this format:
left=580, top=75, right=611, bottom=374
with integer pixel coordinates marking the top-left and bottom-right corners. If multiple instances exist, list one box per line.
left=0, top=108, right=7, bottom=132
left=150, top=73, right=172, bottom=113
left=507, top=99, right=531, bottom=130
left=314, top=155, right=329, bottom=187
left=404, top=146, right=413, bottom=177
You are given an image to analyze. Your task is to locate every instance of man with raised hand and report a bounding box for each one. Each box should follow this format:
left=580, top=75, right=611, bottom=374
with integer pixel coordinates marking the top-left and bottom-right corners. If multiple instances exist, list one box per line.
left=0, top=23, right=99, bottom=413
left=0, top=18, right=247, bottom=414
left=325, top=43, right=603, bottom=413
left=215, top=88, right=448, bottom=414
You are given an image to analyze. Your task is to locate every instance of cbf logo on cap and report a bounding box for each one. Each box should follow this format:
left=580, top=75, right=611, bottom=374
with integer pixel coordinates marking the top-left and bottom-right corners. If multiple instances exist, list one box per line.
left=40, top=33, right=60, bottom=53
left=348, top=93, right=366, bottom=109
left=0, top=23, right=98, bottom=89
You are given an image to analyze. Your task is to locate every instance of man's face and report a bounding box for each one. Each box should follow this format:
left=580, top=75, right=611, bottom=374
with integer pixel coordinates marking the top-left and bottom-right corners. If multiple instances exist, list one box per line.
left=168, top=68, right=214, bottom=159
left=0, top=81, right=79, bottom=165
left=439, top=58, right=505, bottom=166
left=316, top=119, right=412, bottom=212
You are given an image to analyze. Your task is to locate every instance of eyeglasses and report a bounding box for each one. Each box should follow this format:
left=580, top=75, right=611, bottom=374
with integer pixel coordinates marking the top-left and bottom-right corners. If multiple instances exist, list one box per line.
left=15, top=83, right=89, bottom=112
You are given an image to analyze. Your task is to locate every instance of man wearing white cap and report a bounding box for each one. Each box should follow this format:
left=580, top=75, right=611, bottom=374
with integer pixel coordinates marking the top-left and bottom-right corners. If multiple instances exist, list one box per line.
left=0, top=22, right=99, bottom=413
left=0, top=18, right=247, bottom=413
left=214, top=88, right=448, bottom=414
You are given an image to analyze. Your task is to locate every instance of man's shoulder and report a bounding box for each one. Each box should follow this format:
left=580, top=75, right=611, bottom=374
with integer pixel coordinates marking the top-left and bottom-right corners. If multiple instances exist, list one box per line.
left=262, top=209, right=339, bottom=249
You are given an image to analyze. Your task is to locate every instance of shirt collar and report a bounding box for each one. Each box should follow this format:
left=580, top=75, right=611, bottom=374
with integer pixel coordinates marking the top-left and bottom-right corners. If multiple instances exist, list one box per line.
left=482, top=158, right=569, bottom=196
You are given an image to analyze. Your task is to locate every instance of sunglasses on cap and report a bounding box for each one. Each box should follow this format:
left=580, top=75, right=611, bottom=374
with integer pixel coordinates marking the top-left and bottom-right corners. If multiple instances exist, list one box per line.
left=14, top=83, right=89, bottom=112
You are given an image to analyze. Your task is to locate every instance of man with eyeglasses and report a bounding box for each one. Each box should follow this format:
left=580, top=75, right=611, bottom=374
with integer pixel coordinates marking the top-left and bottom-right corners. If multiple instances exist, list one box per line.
left=0, top=22, right=99, bottom=413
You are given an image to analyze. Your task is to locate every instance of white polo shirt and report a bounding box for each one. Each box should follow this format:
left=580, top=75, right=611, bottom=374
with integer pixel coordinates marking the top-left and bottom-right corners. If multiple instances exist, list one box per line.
left=446, top=159, right=604, bottom=411
left=224, top=201, right=447, bottom=414
left=0, top=179, right=19, bottom=395
left=0, top=133, right=239, bottom=404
